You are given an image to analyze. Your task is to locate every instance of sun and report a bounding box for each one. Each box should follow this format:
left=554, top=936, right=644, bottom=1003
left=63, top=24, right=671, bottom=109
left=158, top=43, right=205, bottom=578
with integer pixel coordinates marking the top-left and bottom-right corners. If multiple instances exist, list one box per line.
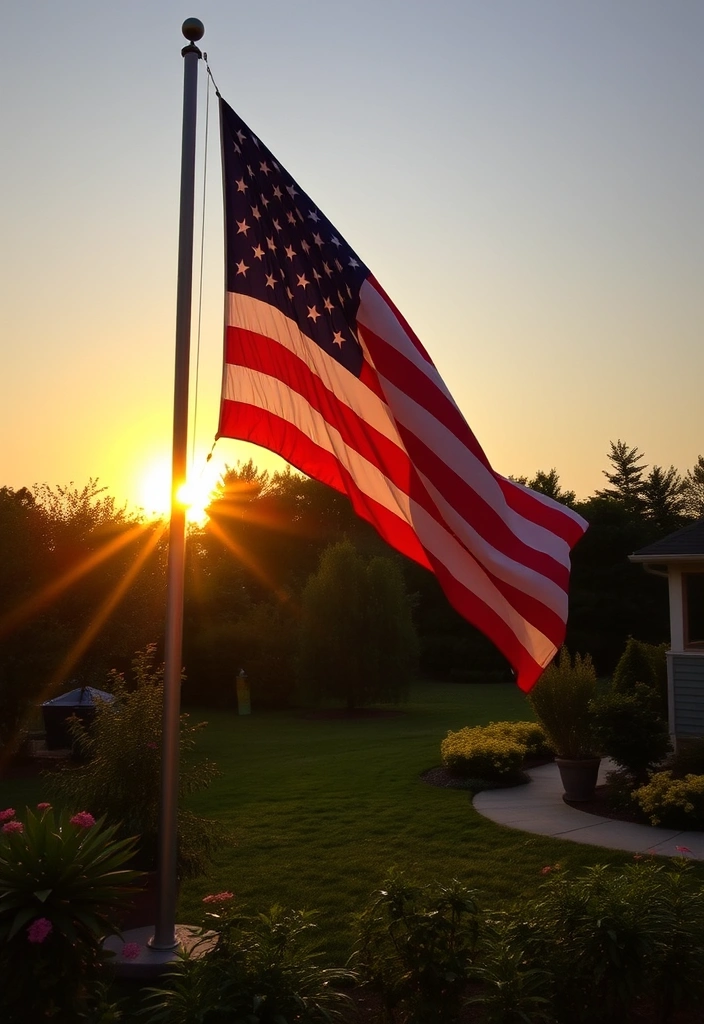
left=136, top=458, right=215, bottom=525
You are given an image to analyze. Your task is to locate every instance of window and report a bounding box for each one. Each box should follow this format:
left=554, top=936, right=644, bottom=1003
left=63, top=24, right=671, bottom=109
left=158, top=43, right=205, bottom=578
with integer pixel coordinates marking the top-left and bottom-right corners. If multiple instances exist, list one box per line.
left=684, top=573, right=704, bottom=648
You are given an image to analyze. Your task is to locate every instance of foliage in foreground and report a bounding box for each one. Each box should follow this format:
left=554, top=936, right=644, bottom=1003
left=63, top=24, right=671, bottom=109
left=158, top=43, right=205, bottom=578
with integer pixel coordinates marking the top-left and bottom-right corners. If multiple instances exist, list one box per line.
left=141, top=897, right=355, bottom=1023
left=0, top=804, right=141, bottom=1023
left=47, top=645, right=225, bottom=877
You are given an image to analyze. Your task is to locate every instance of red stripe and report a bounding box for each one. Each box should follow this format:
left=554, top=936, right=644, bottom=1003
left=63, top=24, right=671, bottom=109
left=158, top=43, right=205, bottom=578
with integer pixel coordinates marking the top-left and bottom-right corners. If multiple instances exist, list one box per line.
left=498, top=476, right=586, bottom=548
left=218, top=399, right=547, bottom=691
left=359, top=320, right=493, bottom=473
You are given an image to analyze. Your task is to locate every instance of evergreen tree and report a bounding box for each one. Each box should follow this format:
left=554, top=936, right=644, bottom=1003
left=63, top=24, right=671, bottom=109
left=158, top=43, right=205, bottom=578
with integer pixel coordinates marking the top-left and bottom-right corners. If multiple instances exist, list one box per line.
left=597, top=439, right=647, bottom=512
left=527, top=468, right=577, bottom=507
left=683, top=455, right=704, bottom=518
left=641, top=464, right=686, bottom=534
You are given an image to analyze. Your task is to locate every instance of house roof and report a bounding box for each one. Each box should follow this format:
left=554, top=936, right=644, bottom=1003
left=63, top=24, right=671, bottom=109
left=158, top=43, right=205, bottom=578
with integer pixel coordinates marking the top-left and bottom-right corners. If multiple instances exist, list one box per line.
left=630, top=518, right=704, bottom=563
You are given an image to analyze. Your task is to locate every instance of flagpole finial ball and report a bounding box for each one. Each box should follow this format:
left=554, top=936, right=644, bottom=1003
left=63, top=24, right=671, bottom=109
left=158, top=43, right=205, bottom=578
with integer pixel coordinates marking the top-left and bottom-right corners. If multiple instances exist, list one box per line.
left=182, top=18, right=204, bottom=42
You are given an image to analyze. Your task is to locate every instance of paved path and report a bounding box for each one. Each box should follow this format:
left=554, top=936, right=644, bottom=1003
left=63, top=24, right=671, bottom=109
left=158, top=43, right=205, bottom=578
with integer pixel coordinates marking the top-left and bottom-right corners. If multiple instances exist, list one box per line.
left=473, top=761, right=704, bottom=859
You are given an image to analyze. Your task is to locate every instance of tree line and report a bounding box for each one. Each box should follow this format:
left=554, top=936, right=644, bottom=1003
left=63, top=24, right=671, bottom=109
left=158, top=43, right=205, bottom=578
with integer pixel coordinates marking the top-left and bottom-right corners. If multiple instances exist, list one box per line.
left=1, top=442, right=703, bottom=742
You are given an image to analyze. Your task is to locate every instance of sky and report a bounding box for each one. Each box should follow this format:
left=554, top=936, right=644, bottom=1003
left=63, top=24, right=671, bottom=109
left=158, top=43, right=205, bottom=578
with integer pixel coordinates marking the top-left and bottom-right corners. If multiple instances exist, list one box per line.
left=2, top=1, right=702, bottom=517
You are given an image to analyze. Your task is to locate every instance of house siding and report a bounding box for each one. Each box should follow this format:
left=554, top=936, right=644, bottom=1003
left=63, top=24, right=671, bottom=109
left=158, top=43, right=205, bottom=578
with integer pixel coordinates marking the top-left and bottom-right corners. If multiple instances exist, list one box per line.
left=672, top=654, right=704, bottom=737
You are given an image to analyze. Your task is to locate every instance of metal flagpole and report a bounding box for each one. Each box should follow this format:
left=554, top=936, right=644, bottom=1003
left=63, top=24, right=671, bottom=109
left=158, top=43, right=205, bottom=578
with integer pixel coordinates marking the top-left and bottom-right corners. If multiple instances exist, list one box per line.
left=150, top=17, right=204, bottom=952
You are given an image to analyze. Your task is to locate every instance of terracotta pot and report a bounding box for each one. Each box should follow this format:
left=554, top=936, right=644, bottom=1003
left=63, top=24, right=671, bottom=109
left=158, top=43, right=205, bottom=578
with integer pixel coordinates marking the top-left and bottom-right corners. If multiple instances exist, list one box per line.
left=555, top=757, right=601, bottom=802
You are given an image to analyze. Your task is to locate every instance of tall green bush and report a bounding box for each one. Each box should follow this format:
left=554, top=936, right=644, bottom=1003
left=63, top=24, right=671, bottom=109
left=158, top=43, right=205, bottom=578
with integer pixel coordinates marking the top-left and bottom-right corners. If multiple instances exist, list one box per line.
left=48, top=645, right=225, bottom=877
left=590, top=684, right=670, bottom=783
left=297, top=541, right=418, bottom=709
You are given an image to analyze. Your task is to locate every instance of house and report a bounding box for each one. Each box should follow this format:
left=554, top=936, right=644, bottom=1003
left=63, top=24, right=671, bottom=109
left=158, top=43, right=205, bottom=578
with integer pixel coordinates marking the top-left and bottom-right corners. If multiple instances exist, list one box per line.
left=630, top=519, right=704, bottom=745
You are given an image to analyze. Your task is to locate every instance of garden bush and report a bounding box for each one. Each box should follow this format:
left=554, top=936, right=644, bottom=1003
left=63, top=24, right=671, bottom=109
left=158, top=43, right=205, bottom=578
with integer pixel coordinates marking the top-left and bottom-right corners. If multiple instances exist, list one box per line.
left=612, top=637, right=668, bottom=715
left=354, top=873, right=481, bottom=1023
left=440, top=727, right=526, bottom=781
left=590, top=683, right=671, bottom=784
left=48, top=644, right=226, bottom=877
left=633, top=771, right=704, bottom=829
left=0, top=803, right=141, bottom=1023
left=663, top=736, right=704, bottom=778
left=484, top=720, right=553, bottom=760
left=142, top=895, right=355, bottom=1023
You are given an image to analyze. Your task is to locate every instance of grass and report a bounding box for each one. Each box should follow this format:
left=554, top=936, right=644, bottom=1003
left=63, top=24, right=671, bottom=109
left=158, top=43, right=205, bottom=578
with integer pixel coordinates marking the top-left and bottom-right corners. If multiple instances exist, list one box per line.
left=3, top=680, right=701, bottom=963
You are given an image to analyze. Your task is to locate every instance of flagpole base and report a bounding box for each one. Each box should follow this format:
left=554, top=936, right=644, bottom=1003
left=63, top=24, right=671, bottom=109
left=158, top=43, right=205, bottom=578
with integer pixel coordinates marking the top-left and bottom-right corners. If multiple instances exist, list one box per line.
left=103, top=924, right=216, bottom=980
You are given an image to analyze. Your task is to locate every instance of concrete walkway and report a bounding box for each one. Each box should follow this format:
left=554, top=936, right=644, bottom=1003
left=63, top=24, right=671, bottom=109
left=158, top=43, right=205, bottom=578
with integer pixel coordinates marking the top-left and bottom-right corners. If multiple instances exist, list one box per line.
left=473, top=760, right=704, bottom=859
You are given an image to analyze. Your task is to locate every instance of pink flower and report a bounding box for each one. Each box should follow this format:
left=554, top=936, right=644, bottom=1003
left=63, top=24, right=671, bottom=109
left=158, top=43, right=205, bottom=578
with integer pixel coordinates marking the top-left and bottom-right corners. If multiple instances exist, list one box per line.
left=27, top=918, right=52, bottom=944
left=70, top=812, right=96, bottom=829
left=36, top=802, right=51, bottom=811
left=202, top=891, right=234, bottom=904
left=122, top=942, right=141, bottom=960
left=540, top=866, right=552, bottom=875
left=0, top=808, right=16, bottom=823
left=676, top=845, right=692, bottom=856
left=2, top=821, right=24, bottom=834
left=633, top=853, right=643, bottom=861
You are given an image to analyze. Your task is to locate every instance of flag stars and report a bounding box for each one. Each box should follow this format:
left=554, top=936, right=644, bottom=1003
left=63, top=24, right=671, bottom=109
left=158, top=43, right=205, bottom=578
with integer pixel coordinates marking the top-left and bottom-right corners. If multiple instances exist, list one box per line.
left=286, top=211, right=297, bottom=225
left=272, top=185, right=283, bottom=200
left=273, top=219, right=282, bottom=232
left=251, top=205, right=262, bottom=220
left=323, top=296, right=335, bottom=313
left=284, top=244, right=297, bottom=260
left=312, top=268, right=322, bottom=282
left=236, top=219, right=250, bottom=236
left=307, top=305, right=321, bottom=323
left=246, top=164, right=254, bottom=177
left=261, top=193, right=270, bottom=207
left=266, top=236, right=277, bottom=251
left=252, top=244, right=265, bottom=260
left=296, top=273, right=310, bottom=289
left=265, top=273, right=277, bottom=288
left=236, top=129, right=247, bottom=144
left=335, top=259, right=343, bottom=271
left=301, top=239, right=311, bottom=254
left=236, top=259, right=249, bottom=276
left=348, top=257, right=360, bottom=268
left=331, top=236, right=341, bottom=247
left=323, top=262, right=333, bottom=277
left=332, top=331, right=344, bottom=347
left=286, top=184, right=298, bottom=198
left=286, top=286, right=294, bottom=300
left=312, top=232, right=324, bottom=247
left=308, top=210, right=320, bottom=223
left=259, top=160, right=272, bottom=175
left=236, top=178, right=248, bottom=193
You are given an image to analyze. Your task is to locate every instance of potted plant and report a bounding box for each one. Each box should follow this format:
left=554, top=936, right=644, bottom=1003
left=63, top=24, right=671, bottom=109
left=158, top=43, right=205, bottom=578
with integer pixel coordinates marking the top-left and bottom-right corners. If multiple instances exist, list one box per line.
left=528, top=648, right=601, bottom=801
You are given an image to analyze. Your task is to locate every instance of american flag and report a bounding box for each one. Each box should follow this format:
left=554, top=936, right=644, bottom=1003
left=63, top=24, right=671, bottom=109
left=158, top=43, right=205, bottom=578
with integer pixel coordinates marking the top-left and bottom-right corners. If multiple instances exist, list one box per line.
left=217, top=97, right=588, bottom=692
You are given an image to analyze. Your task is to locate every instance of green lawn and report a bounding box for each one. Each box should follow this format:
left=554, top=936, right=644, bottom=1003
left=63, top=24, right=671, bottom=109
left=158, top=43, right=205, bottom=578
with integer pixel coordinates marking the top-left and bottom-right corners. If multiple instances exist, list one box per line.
left=3, top=681, right=697, bottom=962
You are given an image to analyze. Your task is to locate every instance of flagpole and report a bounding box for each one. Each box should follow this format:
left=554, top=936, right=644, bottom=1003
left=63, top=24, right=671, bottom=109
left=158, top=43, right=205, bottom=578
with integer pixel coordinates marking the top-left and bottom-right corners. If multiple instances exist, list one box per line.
left=150, top=16, right=204, bottom=952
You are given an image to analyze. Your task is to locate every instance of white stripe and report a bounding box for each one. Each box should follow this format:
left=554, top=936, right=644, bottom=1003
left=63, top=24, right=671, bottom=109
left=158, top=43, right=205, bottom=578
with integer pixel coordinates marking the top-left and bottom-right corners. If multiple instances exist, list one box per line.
left=223, top=361, right=556, bottom=663
left=357, top=279, right=460, bottom=412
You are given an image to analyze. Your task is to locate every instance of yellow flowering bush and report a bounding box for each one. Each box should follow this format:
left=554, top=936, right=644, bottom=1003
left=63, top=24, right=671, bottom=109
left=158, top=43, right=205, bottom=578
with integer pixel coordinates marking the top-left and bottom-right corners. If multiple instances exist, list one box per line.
left=440, top=726, right=526, bottom=780
left=633, top=771, right=704, bottom=829
left=482, top=720, right=553, bottom=760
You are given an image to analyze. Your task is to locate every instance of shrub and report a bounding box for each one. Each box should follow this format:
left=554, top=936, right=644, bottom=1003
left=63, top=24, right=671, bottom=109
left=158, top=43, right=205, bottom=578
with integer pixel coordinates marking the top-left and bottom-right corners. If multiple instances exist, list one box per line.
left=0, top=804, right=141, bottom=1022
left=527, top=648, right=598, bottom=759
left=664, top=737, right=704, bottom=778
left=510, top=861, right=704, bottom=1024
left=612, top=637, right=668, bottom=715
left=484, top=720, right=553, bottom=760
left=48, top=644, right=225, bottom=877
left=590, top=684, right=671, bottom=783
left=354, top=873, right=481, bottom=1023
left=142, top=898, right=355, bottom=1023
left=440, top=727, right=526, bottom=781
left=633, top=771, right=704, bottom=829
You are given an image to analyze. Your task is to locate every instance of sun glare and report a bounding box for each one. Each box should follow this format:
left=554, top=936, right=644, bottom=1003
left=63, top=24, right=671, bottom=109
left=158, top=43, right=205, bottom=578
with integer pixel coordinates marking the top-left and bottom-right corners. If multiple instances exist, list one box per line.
left=136, top=458, right=215, bottom=525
